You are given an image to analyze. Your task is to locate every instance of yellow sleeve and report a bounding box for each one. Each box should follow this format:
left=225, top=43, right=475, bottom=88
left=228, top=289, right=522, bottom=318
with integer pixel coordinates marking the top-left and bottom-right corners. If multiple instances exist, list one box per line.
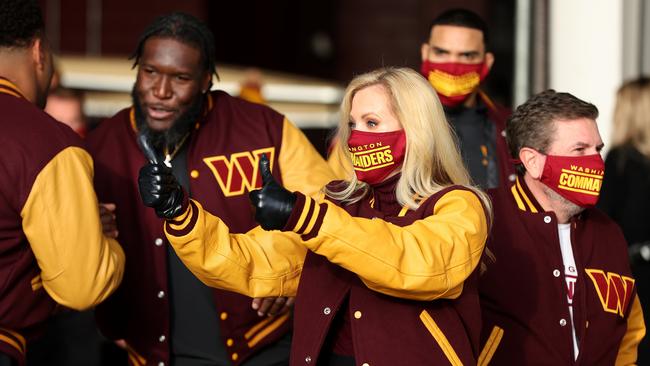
left=616, top=295, right=646, bottom=365
left=165, top=199, right=305, bottom=298
left=326, top=138, right=353, bottom=180
left=20, top=147, right=125, bottom=310
left=279, top=118, right=335, bottom=198
left=289, top=189, right=487, bottom=301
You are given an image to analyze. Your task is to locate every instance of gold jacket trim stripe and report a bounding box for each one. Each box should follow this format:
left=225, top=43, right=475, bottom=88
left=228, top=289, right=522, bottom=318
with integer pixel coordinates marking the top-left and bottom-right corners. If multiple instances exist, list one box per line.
left=515, top=178, right=538, bottom=213
left=419, top=310, right=463, bottom=366
left=0, top=327, right=26, bottom=355
left=246, top=312, right=291, bottom=348
left=478, top=325, right=504, bottom=366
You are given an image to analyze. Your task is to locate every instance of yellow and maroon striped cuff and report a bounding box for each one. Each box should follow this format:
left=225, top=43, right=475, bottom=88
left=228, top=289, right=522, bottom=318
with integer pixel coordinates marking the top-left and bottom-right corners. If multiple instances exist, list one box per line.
left=165, top=199, right=198, bottom=237
left=0, top=327, right=26, bottom=365
left=283, top=193, right=328, bottom=240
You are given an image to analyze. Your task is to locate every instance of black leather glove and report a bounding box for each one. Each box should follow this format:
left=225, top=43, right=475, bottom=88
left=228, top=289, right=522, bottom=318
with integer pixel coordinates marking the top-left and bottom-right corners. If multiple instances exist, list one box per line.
left=249, top=154, right=296, bottom=230
left=137, top=132, right=186, bottom=219
left=138, top=163, right=186, bottom=219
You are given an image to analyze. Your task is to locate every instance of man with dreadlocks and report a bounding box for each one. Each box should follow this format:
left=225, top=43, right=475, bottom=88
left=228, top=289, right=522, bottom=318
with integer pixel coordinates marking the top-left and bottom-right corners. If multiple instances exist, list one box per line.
left=0, top=0, right=125, bottom=365
left=86, top=12, right=333, bottom=366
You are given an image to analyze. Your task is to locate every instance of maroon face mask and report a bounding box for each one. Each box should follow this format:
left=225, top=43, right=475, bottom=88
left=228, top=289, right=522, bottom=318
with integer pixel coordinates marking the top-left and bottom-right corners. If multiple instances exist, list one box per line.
left=348, top=129, right=406, bottom=185
left=539, top=154, right=605, bottom=207
left=420, top=61, right=489, bottom=107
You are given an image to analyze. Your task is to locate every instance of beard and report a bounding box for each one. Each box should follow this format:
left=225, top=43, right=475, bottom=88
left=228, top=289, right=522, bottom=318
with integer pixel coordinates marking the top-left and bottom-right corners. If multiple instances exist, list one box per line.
left=542, top=184, right=584, bottom=219
left=132, top=87, right=205, bottom=158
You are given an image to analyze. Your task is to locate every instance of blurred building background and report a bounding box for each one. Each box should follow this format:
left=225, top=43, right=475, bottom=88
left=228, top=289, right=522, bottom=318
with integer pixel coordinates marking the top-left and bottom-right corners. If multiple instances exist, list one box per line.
left=37, top=0, right=650, bottom=153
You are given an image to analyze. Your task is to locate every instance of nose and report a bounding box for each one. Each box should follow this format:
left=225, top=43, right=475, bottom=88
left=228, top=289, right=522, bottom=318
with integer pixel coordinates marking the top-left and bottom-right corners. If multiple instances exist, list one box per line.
left=153, top=75, right=172, bottom=99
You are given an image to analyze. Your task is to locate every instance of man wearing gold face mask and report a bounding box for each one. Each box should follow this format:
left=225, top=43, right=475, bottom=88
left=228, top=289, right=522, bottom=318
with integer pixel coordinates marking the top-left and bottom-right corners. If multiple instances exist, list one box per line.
left=420, top=8, right=514, bottom=189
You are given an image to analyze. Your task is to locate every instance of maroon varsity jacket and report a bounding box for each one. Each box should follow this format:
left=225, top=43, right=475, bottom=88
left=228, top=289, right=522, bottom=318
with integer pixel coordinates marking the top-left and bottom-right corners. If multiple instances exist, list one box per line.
left=87, top=90, right=333, bottom=366
left=478, top=176, right=645, bottom=365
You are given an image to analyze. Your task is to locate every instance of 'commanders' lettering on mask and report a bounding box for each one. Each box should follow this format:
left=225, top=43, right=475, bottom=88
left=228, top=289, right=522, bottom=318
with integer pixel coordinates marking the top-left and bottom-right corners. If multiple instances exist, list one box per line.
left=557, top=164, right=604, bottom=196
left=540, top=153, right=605, bottom=207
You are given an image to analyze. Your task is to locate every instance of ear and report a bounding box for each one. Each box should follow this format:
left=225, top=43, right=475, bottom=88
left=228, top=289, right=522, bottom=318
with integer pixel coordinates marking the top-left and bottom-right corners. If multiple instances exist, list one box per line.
left=484, top=51, right=495, bottom=71
left=31, top=37, right=45, bottom=69
left=519, top=147, right=545, bottom=180
left=420, top=43, right=430, bottom=62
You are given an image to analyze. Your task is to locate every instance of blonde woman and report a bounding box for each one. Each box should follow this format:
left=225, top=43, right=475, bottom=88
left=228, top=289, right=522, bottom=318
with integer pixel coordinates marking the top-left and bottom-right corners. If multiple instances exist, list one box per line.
left=598, top=77, right=650, bottom=364
left=138, top=67, right=490, bottom=366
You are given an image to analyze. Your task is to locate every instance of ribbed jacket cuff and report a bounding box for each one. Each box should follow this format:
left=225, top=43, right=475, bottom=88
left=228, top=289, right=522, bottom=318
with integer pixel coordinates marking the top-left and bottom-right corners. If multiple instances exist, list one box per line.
left=283, top=192, right=328, bottom=240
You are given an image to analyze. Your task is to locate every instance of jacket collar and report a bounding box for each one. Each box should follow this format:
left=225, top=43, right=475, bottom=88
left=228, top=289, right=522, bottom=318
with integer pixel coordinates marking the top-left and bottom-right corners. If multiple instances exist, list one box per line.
left=510, top=175, right=544, bottom=213
left=0, top=77, right=26, bottom=99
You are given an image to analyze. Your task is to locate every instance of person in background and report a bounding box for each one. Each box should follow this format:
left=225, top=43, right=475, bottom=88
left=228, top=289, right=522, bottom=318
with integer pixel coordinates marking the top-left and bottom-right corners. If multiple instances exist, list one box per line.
left=419, top=8, right=514, bottom=188
left=479, top=90, right=645, bottom=365
left=597, top=77, right=650, bottom=364
left=45, top=86, right=88, bottom=137
left=0, top=0, right=125, bottom=365
left=86, top=12, right=334, bottom=366
left=139, top=67, right=491, bottom=365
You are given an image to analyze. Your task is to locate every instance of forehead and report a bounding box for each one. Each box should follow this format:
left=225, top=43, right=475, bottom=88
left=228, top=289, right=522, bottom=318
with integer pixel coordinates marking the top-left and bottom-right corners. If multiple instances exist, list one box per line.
left=140, top=36, right=203, bottom=71
left=548, top=118, right=602, bottom=148
left=350, top=85, right=390, bottom=112
left=429, top=25, right=485, bottom=50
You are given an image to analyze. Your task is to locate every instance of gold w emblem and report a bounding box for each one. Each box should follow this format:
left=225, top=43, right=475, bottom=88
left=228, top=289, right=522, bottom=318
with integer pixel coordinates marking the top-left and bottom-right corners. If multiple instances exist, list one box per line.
left=585, top=269, right=635, bottom=317
left=203, top=147, right=275, bottom=197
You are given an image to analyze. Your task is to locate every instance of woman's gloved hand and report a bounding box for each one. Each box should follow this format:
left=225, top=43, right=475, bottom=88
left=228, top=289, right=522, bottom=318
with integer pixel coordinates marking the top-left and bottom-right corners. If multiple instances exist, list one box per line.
left=249, top=154, right=296, bottom=230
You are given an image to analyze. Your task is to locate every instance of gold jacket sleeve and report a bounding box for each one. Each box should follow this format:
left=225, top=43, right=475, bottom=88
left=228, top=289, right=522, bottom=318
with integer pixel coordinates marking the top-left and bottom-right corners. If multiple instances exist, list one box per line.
left=165, top=200, right=305, bottom=298
left=279, top=118, right=335, bottom=197
left=294, top=189, right=488, bottom=301
left=616, top=295, right=646, bottom=365
left=20, top=146, right=125, bottom=310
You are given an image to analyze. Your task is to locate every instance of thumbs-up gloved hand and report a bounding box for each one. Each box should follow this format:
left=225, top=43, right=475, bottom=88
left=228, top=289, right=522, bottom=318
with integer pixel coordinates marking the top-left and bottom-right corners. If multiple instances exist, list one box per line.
left=137, top=133, right=187, bottom=219
left=138, top=164, right=186, bottom=219
left=249, top=154, right=296, bottom=230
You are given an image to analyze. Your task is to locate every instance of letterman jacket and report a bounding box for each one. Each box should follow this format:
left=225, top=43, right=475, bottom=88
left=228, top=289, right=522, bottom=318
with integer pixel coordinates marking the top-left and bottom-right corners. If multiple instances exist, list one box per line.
left=162, top=177, right=488, bottom=365
left=87, top=90, right=333, bottom=366
left=0, top=78, right=124, bottom=365
left=477, top=176, right=645, bottom=365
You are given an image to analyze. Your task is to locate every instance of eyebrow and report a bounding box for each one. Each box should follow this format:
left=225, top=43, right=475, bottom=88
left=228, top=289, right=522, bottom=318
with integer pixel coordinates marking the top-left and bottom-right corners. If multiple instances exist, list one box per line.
left=360, top=112, right=381, bottom=120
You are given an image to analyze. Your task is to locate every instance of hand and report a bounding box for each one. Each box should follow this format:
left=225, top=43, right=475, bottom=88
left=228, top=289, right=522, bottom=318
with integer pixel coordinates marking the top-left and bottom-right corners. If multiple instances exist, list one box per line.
left=138, top=163, right=186, bottom=219
left=114, top=339, right=127, bottom=350
left=249, top=154, right=296, bottom=230
left=251, top=297, right=295, bottom=317
left=99, top=203, right=118, bottom=238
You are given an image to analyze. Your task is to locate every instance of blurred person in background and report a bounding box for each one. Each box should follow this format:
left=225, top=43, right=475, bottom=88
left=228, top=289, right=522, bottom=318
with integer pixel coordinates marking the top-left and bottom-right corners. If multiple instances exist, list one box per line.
left=598, top=77, right=650, bottom=364
left=86, top=12, right=334, bottom=366
left=45, top=86, right=88, bottom=137
left=0, top=0, right=125, bottom=365
left=138, top=67, right=491, bottom=366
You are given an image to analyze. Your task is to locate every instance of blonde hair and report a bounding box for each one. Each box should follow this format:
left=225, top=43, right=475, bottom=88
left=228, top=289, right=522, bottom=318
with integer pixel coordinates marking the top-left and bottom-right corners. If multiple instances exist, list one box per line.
left=326, top=67, right=491, bottom=214
left=612, top=77, right=650, bottom=157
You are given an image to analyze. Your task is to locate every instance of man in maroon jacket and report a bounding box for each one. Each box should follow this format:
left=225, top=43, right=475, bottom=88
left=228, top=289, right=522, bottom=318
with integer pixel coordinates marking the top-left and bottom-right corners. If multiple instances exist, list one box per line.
left=0, top=1, right=125, bottom=365
left=86, top=13, right=333, bottom=366
left=478, top=90, right=645, bottom=365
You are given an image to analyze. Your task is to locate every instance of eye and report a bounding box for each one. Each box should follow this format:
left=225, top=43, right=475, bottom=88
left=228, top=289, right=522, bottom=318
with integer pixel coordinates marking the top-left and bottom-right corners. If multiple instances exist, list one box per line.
left=142, top=67, right=155, bottom=75
left=176, top=75, right=191, bottom=81
left=348, top=121, right=356, bottom=129
left=366, top=120, right=378, bottom=128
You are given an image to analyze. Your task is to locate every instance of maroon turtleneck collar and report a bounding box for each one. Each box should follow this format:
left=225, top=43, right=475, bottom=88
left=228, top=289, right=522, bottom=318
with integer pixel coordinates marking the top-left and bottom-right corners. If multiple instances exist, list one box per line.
left=368, top=173, right=403, bottom=216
